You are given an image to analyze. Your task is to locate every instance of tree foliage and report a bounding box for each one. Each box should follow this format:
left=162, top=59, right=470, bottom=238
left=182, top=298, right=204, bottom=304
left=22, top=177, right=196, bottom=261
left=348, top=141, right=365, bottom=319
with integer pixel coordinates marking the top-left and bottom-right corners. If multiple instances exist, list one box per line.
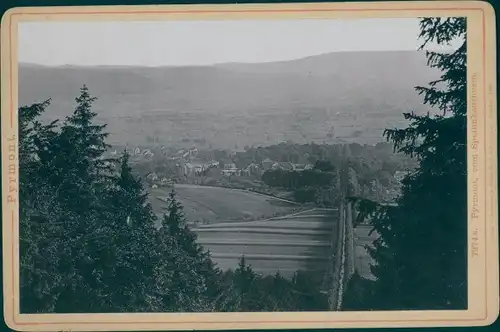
left=262, top=169, right=335, bottom=190
left=216, top=257, right=328, bottom=312
left=349, top=17, right=467, bottom=310
left=19, top=86, right=328, bottom=313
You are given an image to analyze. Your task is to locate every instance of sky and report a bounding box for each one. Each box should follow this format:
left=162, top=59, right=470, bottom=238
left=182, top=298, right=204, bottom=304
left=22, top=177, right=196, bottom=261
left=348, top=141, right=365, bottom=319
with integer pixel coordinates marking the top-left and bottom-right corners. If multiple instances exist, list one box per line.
left=18, top=18, right=460, bottom=67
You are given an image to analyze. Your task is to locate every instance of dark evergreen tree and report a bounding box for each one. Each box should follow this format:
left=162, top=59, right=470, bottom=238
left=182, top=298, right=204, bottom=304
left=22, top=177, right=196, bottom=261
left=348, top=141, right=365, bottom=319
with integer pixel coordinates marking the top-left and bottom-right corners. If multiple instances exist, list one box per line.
left=291, top=271, right=329, bottom=311
left=313, top=160, right=335, bottom=172
left=265, top=272, right=296, bottom=311
left=98, top=151, right=162, bottom=311
left=51, top=85, right=111, bottom=210
left=341, top=272, right=377, bottom=311
left=213, top=270, right=243, bottom=312
left=18, top=86, right=115, bottom=312
left=19, top=100, right=65, bottom=313
left=352, top=17, right=467, bottom=309
left=231, top=256, right=265, bottom=311
left=157, top=190, right=221, bottom=311
left=48, top=86, right=117, bottom=312
left=232, top=256, right=255, bottom=293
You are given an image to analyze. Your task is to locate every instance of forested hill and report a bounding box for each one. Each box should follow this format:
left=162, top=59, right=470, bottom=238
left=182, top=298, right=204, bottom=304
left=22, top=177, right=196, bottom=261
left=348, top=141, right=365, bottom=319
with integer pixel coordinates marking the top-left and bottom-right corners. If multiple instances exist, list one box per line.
left=19, top=50, right=439, bottom=149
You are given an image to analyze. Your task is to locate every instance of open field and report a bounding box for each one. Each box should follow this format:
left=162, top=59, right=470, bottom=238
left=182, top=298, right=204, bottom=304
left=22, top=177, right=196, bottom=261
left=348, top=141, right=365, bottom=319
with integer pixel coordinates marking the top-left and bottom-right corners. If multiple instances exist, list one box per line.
left=148, top=184, right=301, bottom=225
left=193, top=208, right=338, bottom=278
left=145, top=184, right=337, bottom=278
left=353, top=225, right=379, bottom=281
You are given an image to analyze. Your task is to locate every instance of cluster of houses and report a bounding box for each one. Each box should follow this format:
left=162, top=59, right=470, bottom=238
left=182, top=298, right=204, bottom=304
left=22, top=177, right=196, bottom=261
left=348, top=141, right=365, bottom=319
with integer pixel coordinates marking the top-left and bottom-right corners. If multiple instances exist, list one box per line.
left=178, top=161, right=220, bottom=177
left=114, top=143, right=320, bottom=187
left=110, top=147, right=155, bottom=159
left=145, top=173, right=174, bottom=189
left=262, top=158, right=314, bottom=172
left=219, top=159, right=314, bottom=178
left=110, top=146, right=202, bottom=161
left=175, top=158, right=315, bottom=179
left=165, top=147, right=199, bottom=161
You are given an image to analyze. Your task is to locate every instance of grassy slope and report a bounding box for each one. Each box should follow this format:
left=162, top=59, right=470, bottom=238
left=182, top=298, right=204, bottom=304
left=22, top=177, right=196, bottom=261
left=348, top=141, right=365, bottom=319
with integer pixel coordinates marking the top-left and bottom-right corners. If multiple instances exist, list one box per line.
left=146, top=185, right=335, bottom=277
left=149, top=184, right=300, bottom=224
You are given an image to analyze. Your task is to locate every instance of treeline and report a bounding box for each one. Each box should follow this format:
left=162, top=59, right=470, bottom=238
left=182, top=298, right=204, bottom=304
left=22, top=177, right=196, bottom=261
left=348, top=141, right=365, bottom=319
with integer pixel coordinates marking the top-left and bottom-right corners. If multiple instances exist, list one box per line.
left=262, top=169, right=335, bottom=190
left=342, top=17, right=468, bottom=310
left=260, top=157, right=396, bottom=205
left=19, top=87, right=328, bottom=313
left=218, top=260, right=328, bottom=311
left=233, top=141, right=413, bottom=204
left=261, top=161, right=340, bottom=204
left=233, top=141, right=409, bottom=168
left=176, top=131, right=416, bottom=188
left=233, top=140, right=416, bottom=182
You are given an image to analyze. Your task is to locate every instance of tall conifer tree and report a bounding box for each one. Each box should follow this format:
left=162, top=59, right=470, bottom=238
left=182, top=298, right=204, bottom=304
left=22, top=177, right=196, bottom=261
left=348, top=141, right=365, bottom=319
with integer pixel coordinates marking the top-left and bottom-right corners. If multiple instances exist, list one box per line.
left=353, top=17, right=467, bottom=309
left=19, top=100, right=64, bottom=313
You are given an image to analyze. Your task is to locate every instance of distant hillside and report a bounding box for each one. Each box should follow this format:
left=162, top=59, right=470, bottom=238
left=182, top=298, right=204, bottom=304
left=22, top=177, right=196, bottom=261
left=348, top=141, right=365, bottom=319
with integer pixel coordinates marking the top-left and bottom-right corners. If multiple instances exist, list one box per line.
left=19, top=50, right=439, bottom=149
left=215, top=50, right=434, bottom=82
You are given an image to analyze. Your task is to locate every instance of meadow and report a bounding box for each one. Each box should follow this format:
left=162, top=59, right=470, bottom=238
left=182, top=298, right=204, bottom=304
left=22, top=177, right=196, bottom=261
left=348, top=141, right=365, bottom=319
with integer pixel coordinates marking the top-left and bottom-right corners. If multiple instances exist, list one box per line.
left=147, top=183, right=337, bottom=278
left=193, top=208, right=338, bottom=278
left=353, top=225, right=379, bottom=281
left=149, top=184, right=302, bottom=225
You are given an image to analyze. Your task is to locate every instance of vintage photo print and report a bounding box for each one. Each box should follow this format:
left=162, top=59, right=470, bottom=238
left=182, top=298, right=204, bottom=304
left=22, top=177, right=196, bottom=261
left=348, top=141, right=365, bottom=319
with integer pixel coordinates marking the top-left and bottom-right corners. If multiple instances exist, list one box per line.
left=1, top=1, right=498, bottom=331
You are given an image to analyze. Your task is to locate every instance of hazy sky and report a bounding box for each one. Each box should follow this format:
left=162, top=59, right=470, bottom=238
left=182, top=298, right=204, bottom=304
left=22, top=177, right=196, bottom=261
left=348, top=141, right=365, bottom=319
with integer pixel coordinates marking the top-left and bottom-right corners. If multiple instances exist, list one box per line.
left=18, top=18, right=457, bottom=67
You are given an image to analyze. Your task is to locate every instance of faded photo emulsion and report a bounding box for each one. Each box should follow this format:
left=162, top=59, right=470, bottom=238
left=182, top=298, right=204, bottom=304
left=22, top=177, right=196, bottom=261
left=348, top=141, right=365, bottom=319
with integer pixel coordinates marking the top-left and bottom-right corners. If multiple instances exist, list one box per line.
left=3, top=3, right=497, bottom=330
left=16, top=16, right=468, bottom=313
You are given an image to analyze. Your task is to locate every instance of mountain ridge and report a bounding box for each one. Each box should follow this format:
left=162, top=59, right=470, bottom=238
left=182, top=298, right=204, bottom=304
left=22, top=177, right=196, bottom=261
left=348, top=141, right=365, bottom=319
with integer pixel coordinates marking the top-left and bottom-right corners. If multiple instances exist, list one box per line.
left=19, top=49, right=428, bottom=69
left=19, top=50, right=438, bottom=148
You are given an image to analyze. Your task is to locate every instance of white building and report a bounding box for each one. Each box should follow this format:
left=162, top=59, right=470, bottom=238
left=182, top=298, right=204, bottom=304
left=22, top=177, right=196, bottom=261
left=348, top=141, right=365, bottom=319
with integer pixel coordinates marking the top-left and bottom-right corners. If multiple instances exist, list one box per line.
left=262, top=158, right=274, bottom=170
left=146, top=172, right=159, bottom=181
left=394, top=171, right=407, bottom=182
left=224, top=163, right=237, bottom=170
